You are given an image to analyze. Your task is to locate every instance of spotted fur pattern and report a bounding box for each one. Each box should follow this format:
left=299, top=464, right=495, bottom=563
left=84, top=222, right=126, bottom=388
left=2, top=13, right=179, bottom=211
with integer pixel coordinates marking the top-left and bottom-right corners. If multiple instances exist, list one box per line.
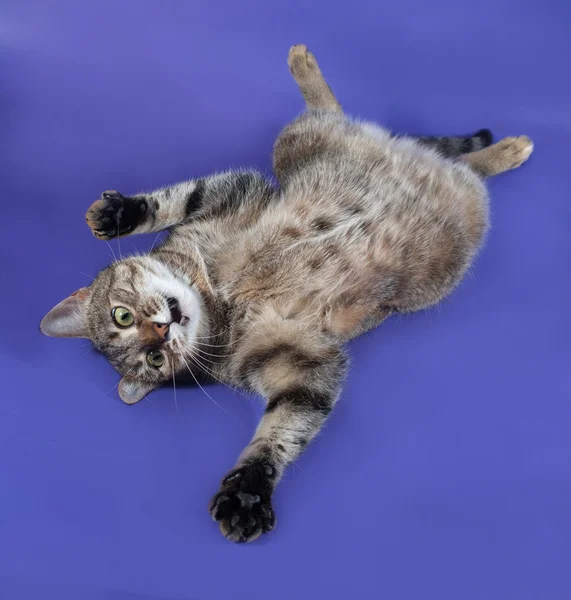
left=41, top=44, right=533, bottom=542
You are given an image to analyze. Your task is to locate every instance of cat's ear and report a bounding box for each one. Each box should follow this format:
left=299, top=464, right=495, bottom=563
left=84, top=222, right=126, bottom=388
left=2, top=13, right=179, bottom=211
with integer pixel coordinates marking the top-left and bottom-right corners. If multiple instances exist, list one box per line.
left=118, top=377, right=154, bottom=405
left=40, top=287, right=91, bottom=338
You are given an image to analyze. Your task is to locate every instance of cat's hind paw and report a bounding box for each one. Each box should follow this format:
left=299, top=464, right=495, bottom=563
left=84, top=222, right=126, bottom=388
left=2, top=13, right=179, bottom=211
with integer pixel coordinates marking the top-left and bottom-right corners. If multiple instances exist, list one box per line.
left=493, top=136, right=534, bottom=170
left=288, top=44, right=320, bottom=81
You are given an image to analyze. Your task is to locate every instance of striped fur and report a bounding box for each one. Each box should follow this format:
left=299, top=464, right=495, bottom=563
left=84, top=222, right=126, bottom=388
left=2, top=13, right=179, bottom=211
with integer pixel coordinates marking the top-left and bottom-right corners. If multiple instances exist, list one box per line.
left=41, top=44, right=533, bottom=543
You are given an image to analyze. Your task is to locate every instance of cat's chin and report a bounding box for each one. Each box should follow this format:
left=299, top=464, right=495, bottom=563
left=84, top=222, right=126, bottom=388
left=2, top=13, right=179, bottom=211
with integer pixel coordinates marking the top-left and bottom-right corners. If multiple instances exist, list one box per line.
left=167, top=315, right=201, bottom=354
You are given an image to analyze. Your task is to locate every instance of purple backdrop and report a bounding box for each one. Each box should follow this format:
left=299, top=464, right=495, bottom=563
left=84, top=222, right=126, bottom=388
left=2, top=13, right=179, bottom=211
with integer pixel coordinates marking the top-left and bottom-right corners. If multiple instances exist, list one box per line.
left=1, top=1, right=570, bottom=598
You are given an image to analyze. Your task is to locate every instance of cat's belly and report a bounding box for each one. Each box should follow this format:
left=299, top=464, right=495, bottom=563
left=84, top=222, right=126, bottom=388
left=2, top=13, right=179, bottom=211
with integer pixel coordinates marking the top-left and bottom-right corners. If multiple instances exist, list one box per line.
left=225, top=152, right=488, bottom=337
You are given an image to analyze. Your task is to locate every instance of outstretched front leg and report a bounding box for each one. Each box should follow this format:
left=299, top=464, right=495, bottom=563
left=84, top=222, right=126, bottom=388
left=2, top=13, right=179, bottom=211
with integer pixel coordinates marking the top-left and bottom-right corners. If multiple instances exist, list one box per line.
left=288, top=44, right=342, bottom=113
left=209, top=321, right=347, bottom=542
left=85, top=171, right=274, bottom=239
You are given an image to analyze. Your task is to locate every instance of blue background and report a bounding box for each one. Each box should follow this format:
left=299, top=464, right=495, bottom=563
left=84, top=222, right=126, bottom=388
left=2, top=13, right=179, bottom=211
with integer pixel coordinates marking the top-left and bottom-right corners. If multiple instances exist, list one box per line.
left=1, top=1, right=570, bottom=598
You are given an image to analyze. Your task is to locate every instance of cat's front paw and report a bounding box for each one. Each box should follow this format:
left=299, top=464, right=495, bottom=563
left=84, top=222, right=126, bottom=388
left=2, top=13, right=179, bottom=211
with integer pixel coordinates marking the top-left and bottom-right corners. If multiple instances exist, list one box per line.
left=86, top=191, right=147, bottom=239
left=209, top=462, right=276, bottom=543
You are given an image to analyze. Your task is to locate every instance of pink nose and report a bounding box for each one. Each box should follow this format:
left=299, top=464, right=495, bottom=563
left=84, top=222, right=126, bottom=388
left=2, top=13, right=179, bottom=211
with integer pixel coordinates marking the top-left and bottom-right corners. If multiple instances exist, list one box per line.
left=152, top=322, right=169, bottom=339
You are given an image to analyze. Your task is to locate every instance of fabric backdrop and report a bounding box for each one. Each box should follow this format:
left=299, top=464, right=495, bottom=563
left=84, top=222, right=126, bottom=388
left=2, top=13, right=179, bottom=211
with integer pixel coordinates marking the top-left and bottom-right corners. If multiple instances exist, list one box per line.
left=1, top=1, right=569, bottom=598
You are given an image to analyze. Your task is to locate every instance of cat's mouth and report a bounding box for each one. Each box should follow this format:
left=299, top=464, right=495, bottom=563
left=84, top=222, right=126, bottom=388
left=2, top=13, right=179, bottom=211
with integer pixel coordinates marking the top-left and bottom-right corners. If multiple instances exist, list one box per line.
left=167, top=296, right=189, bottom=326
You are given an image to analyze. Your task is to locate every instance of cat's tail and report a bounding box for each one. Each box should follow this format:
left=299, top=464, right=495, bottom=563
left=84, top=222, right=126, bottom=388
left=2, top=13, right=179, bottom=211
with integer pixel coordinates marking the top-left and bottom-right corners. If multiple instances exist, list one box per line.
left=409, top=129, right=494, bottom=158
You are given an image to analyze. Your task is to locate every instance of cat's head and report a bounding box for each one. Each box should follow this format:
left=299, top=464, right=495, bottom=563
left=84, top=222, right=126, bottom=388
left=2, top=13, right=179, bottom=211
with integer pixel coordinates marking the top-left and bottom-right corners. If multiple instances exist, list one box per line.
left=40, top=256, right=207, bottom=404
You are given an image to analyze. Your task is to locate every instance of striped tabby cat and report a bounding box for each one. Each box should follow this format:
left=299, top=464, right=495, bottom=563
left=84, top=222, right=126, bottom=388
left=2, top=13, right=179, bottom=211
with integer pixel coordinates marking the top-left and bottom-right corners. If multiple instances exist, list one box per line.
left=40, top=45, right=533, bottom=542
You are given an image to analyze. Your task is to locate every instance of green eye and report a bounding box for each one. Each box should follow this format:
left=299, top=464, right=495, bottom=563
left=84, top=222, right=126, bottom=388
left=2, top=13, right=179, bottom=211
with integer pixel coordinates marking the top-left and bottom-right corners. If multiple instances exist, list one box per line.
left=112, top=306, right=134, bottom=328
left=147, top=349, right=165, bottom=368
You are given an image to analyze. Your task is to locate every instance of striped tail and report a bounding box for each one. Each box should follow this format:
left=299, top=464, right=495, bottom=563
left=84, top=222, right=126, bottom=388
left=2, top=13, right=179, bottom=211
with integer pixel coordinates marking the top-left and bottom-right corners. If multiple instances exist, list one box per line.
left=411, top=128, right=493, bottom=158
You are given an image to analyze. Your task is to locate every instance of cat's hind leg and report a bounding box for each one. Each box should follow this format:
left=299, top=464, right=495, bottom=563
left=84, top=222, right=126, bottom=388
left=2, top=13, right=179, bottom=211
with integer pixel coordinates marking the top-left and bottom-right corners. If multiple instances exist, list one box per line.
left=288, top=44, right=342, bottom=113
left=460, top=136, right=534, bottom=177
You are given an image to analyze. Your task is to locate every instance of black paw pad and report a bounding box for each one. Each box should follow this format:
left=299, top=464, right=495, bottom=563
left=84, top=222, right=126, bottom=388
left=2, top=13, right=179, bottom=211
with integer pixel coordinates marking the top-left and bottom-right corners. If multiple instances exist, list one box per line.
left=235, top=491, right=260, bottom=508
left=209, top=462, right=276, bottom=543
left=86, top=191, right=147, bottom=239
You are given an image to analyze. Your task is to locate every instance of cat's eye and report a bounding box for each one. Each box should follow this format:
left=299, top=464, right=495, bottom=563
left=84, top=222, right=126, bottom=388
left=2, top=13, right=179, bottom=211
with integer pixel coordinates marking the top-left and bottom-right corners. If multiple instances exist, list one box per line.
left=112, top=306, right=134, bottom=328
left=147, top=349, right=165, bottom=368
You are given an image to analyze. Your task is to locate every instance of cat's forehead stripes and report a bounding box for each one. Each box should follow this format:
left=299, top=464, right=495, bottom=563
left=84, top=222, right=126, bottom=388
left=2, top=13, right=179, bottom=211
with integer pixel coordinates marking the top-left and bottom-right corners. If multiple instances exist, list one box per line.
left=83, top=254, right=206, bottom=384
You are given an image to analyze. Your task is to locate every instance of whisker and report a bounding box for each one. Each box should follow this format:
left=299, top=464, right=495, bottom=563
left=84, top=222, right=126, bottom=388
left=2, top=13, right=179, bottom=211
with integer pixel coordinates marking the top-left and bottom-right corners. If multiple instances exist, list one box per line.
left=116, top=220, right=123, bottom=260
left=192, top=346, right=235, bottom=359
left=106, top=367, right=134, bottom=394
left=184, top=348, right=248, bottom=402
left=172, top=362, right=179, bottom=416
left=178, top=354, right=243, bottom=424
left=149, top=231, right=163, bottom=253
left=186, top=354, right=227, bottom=386
left=187, top=352, right=219, bottom=371
left=188, top=340, right=234, bottom=348
left=192, top=329, right=230, bottom=339
left=191, top=322, right=257, bottom=348
left=105, top=240, right=117, bottom=262
left=177, top=339, right=247, bottom=400
left=127, top=241, right=140, bottom=255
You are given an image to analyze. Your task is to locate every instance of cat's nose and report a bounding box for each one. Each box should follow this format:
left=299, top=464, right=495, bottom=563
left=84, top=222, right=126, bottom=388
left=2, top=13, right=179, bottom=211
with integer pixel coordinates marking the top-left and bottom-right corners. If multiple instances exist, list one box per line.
left=152, top=322, right=170, bottom=340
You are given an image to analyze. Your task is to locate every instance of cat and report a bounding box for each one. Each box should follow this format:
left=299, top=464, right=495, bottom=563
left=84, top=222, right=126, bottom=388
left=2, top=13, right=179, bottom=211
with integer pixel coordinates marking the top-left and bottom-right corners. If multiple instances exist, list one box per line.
left=40, top=45, right=533, bottom=542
